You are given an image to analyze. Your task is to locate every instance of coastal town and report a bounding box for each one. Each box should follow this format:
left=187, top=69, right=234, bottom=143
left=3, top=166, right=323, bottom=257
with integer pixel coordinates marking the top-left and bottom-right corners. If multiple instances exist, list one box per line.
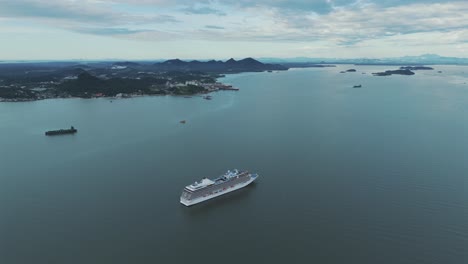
left=0, top=77, right=238, bottom=102
left=0, top=58, right=284, bottom=102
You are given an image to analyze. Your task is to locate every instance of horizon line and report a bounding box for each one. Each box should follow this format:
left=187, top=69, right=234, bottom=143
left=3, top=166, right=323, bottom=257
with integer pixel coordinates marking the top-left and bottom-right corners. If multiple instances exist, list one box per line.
left=1, top=54, right=468, bottom=63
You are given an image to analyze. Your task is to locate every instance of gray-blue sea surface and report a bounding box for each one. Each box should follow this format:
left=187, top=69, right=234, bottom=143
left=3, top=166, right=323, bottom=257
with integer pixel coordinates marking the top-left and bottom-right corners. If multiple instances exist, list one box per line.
left=1, top=65, right=468, bottom=264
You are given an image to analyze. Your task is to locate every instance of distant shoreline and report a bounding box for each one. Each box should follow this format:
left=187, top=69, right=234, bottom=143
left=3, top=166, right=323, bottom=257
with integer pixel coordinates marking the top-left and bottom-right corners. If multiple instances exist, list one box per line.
left=1, top=61, right=465, bottom=102
left=0, top=58, right=281, bottom=102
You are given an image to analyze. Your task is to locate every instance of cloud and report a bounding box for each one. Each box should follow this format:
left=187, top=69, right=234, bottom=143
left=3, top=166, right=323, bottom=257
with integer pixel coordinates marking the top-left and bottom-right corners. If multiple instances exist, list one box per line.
left=111, top=30, right=183, bottom=41
left=181, top=6, right=226, bottom=16
left=1, top=0, right=467, bottom=51
left=205, top=25, right=225, bottom=30
left=73, top=27, right=150, bottom=36
left=215, top=1, right=468, bottom=44
left=104, top=0, right=359, bottom=14
left=108, top=0, right=466, bottom=14
left=0, top=0, right=178, bottom=25
left=172, top=1, right=468, bottom=47
left=308, top=2, right=468, bottom=43
left=0, top=0, right=115, bottom=22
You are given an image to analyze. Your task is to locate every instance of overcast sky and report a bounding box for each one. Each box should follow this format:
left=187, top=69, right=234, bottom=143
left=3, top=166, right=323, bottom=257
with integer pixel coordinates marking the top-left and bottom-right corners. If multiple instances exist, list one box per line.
left=0, top=0, right=467, bottom=60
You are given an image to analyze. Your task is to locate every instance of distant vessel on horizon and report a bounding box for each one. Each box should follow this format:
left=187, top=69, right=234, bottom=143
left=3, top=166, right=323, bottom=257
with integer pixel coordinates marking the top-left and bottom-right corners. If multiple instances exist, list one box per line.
left=45, top=126, right=77, bottom=136
left=180, top=169, right=258, bottom=206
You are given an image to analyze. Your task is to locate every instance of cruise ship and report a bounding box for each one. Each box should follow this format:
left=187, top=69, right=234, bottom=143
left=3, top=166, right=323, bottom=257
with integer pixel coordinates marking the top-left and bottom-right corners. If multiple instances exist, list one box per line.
left=180, top=169, right=258, bottom=206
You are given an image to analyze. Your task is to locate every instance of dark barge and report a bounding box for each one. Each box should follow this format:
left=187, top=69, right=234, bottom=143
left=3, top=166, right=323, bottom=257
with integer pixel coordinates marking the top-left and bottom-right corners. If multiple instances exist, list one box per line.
left=45, top=126, right=77, bottom=136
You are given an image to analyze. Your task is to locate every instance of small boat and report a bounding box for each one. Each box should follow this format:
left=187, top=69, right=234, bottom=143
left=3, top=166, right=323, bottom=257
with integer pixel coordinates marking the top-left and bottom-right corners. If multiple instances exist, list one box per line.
left=180, top=120, right=186, bottom=124
left=203, top=95, right=212, bottom=100
left=353, top=85, right=362, bottom=88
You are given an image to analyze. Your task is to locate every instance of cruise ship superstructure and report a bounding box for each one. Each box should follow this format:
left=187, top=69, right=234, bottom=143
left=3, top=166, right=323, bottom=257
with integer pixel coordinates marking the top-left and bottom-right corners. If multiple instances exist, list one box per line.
left=180, top=169, right=258, bottom=206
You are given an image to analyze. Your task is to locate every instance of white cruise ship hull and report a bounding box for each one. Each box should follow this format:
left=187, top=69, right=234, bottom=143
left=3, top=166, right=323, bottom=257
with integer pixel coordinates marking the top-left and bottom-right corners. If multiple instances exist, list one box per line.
left=180, top=174, right=257, bottom=206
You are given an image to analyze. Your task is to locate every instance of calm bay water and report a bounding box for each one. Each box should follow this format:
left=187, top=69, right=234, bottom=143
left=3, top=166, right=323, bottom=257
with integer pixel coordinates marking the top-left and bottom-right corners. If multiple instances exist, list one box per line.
left=1, top=65, right=468, bottom=263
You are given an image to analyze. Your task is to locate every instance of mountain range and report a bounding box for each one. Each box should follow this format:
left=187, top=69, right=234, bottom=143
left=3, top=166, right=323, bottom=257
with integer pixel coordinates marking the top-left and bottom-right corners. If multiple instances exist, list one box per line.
left=152, top=57, right=288, bottom=72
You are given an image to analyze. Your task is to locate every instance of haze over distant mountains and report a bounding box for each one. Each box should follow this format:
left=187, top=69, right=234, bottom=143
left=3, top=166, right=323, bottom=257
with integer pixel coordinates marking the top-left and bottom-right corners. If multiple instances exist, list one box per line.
left=0, top=57, right=288, bottom=73
left=259, top=54, right=468, bottom=65
left=2, top=54, right=468, bottom=66
left=153, top=58, right=288, bottom=72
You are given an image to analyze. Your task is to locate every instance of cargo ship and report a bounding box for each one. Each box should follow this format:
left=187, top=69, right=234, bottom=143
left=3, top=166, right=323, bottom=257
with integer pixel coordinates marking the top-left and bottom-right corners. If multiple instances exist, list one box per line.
left=180, top=169, right=258, bottom=206
left=45, top=126, right=77, bottom=136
